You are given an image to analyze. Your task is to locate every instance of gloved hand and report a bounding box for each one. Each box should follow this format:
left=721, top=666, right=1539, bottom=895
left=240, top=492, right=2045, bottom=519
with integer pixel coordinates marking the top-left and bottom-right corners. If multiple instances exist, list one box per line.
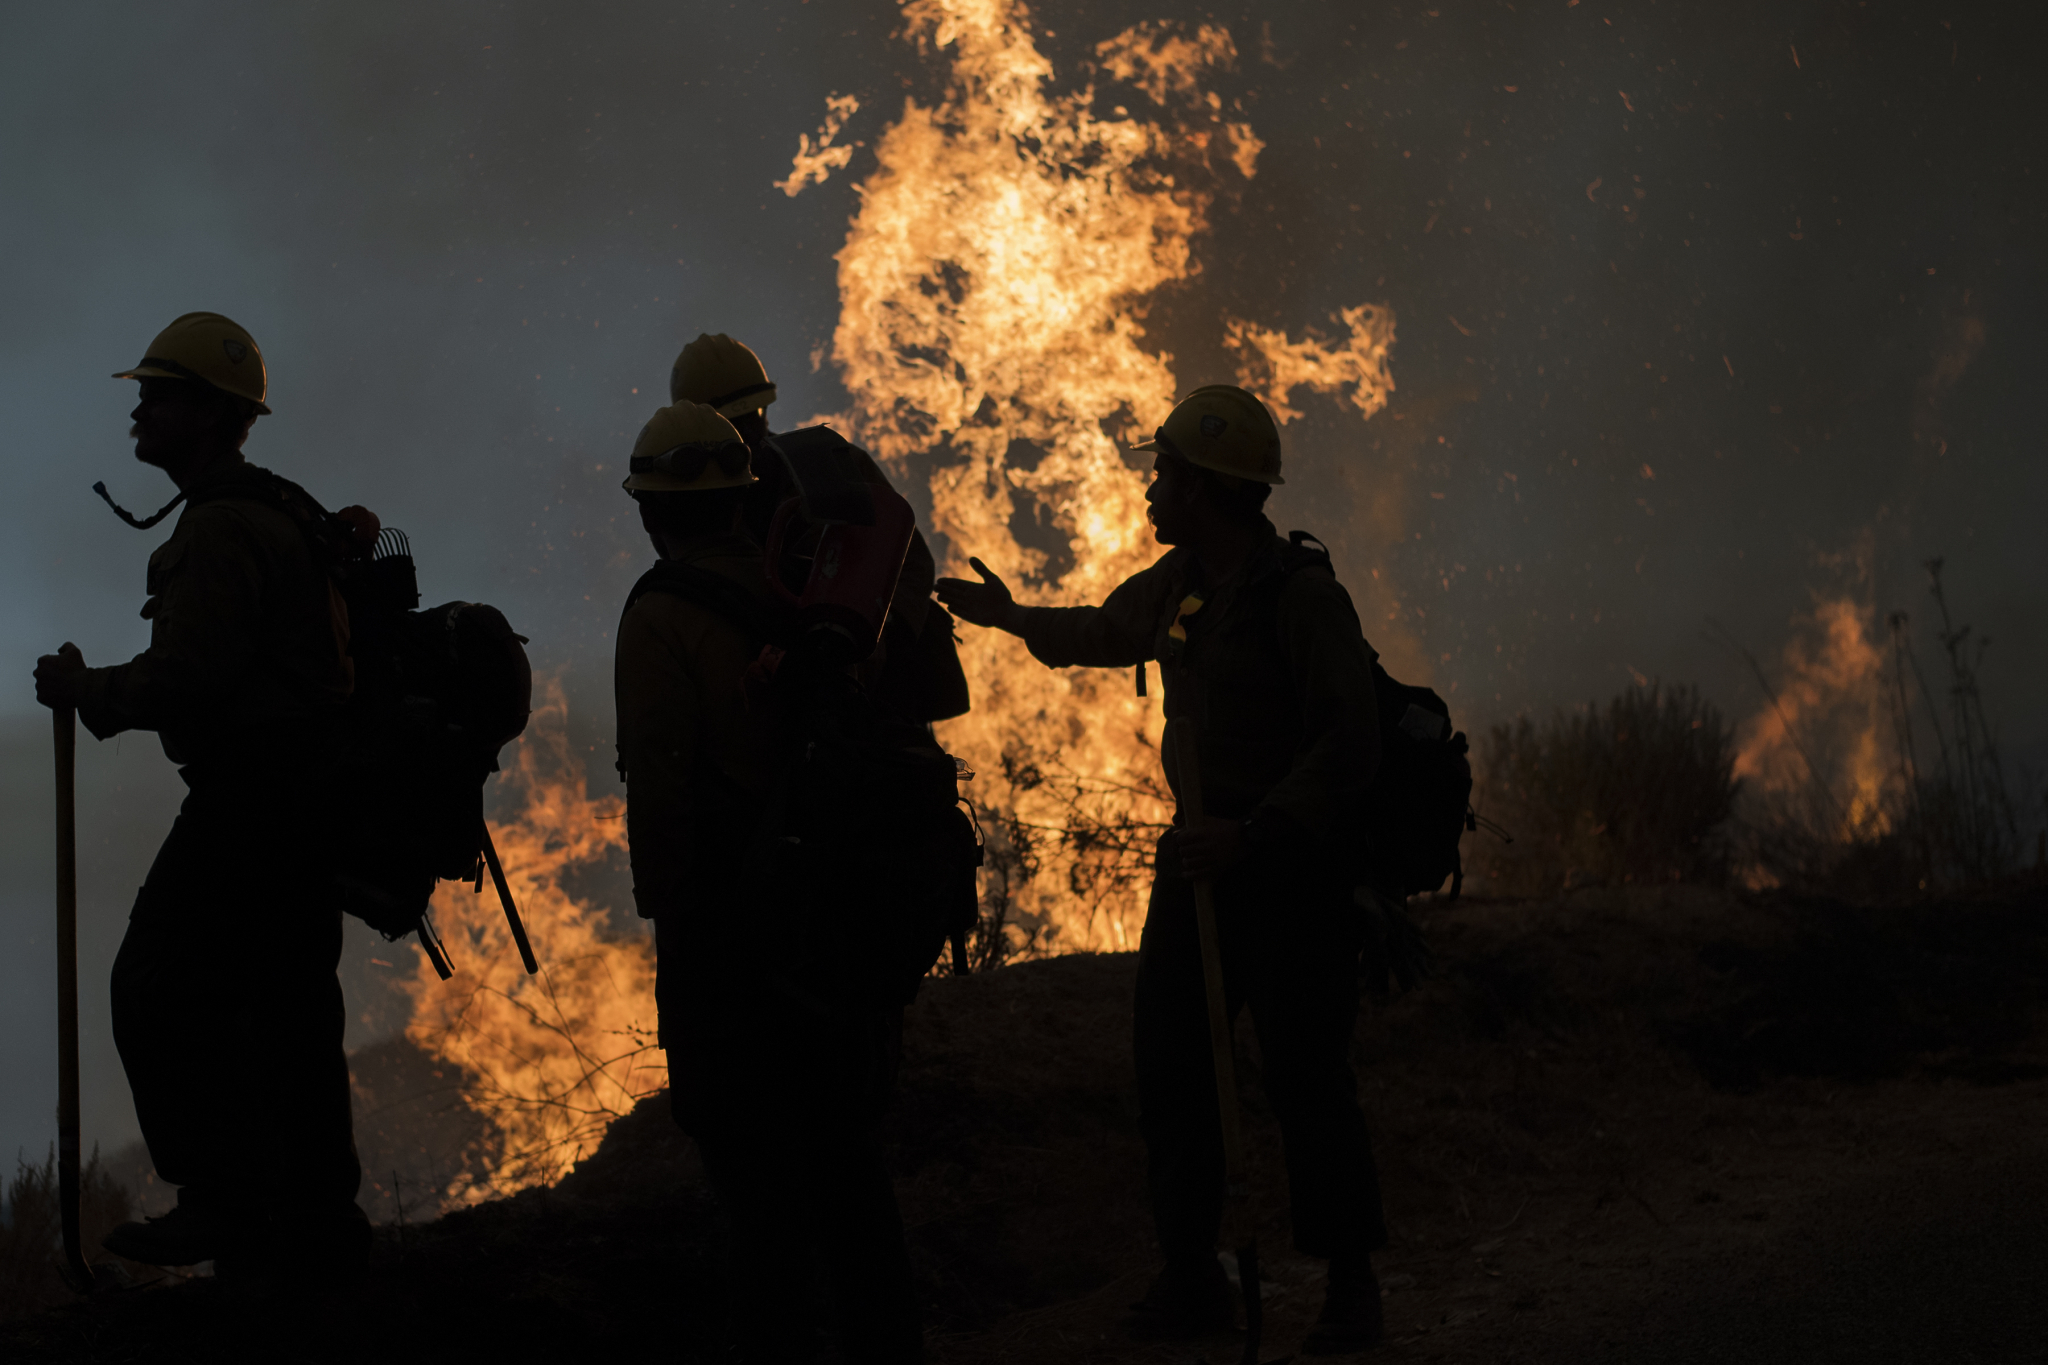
left=934, top=558, right=1023, bottom=634
left=34, top=643, right=85, bottom=709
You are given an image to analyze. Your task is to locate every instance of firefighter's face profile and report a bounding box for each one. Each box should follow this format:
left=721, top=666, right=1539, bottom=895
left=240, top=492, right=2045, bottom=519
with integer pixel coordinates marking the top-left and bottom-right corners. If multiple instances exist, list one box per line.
left=129, top=379, right=225, bottom=470
left=1145, top=450, right=1198, bottom=545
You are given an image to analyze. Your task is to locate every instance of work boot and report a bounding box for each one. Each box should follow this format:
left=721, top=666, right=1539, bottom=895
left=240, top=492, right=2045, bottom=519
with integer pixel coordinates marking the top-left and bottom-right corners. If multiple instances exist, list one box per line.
left=1124, top=1253, right=1237, bottom=1340
left=215, top=1201, right=373, bottom=1285
left=296, top=1200, right=373, bottom=1276
left=101, top=1188, right=248, bottom=1266
left=1301, top=1255, right=1384, bottom=1356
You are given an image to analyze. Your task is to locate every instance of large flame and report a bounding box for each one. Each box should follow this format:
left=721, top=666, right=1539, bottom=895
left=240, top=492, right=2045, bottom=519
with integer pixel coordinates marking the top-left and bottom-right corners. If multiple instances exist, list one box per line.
left=397, top=0, right=1401, bottom=1200
left=401, top=682, right=660, bottom=1204
left=824, top=0, right=1394, bottom=952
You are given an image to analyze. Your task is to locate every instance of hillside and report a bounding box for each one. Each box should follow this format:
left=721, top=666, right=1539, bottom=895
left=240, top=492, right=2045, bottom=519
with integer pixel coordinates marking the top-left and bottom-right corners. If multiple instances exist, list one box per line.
left=5, top=883, right=2047, bottom=1363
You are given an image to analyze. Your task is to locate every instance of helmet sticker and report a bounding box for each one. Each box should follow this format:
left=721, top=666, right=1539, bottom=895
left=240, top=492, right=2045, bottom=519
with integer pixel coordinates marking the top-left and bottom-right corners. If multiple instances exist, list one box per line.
left=1199, top=414, right=1227, bottom=438
left=221, top=339, right=248, bottom=364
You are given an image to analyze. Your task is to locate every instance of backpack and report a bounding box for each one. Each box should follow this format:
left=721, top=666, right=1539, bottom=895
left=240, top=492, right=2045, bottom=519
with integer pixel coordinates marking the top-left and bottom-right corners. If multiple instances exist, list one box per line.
left=103, top=468, right=537, bottom=975
left=325, top=524, right=536, bottom=975
left=623, top=561, right=983, bottom=1008
left=1268, top=532, right=1476, bottom=899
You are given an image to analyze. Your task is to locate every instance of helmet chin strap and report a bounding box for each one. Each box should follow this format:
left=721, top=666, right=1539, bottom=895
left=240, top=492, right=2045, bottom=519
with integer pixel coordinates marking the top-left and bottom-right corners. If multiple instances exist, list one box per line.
left=92, top=481, right=184, bottom=530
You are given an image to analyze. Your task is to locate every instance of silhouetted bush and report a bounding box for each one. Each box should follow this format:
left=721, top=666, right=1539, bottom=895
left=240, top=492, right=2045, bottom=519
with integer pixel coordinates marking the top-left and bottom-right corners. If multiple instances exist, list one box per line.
left=1741, top=770, right=2048, bottom=902
left=1470, top=683, right=1739, bottom=896
left=0, top=1147, right=132, bottom=1321
left=1739, top=559, right=2047, bottom=900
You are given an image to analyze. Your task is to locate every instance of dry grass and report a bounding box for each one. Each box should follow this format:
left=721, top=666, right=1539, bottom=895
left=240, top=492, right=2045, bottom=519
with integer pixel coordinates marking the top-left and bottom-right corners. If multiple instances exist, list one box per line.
left=1468, top=684, right=1739, bottom=896
left=0, top=1149, right=132, bottom=1322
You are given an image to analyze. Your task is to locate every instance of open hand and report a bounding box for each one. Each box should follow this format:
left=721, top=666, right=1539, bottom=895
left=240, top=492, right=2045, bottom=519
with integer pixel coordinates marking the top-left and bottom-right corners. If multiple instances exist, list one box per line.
left=34, top=643, right=85, bottom=710
left=934, top=557, right=1022, bottom=634
left=1178, top=815, right=1246, bottom=880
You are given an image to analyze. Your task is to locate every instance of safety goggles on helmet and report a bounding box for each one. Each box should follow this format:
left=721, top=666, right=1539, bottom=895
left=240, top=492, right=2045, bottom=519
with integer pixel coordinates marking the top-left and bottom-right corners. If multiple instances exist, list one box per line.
left=627, top=442, right=753, bottom=491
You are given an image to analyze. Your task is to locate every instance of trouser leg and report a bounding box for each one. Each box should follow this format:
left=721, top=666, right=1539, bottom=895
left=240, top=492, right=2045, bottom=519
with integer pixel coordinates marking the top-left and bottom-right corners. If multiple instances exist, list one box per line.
left=815, top=1012, right=919, bottom=1364
left=682, top=1076, right=920, bottom=1363
left=244, top=906, right=361, bottom=1211
left=110, top=910, right=225, bottom=1194
left=1247, top=917, right=1389, bottom=1257
left=1136, top=844, right=1388, bottom=1264
left=661, top=923, right=920, bottom=1363
left=110, top=773, right=361, bottom=1224
left=1133, top=853, right=1255, bottom=1267
left=813, top=1127, right=920, bottom=1363
left=693, top=1124, right=825, bottom=1362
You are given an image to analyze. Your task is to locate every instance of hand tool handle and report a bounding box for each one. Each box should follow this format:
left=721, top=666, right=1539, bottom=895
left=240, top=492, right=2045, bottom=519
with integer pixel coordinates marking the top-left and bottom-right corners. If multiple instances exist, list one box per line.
left=1173, top=718, right=1246, bottom=1180
left=54, top=707, right=93, bottom=1287
left=481, top=822, right=538, bottom=975
left=1173, top=718, right=1266, bottom=1363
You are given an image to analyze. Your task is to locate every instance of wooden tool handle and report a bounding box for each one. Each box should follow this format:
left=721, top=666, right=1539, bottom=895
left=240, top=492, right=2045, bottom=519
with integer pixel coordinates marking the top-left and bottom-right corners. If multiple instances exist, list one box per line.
left=54, top=707, right=92, bottom=1287
left=1172, top=719, right=1247, bottom=1183
left=482, top=822, right=539, bottom=975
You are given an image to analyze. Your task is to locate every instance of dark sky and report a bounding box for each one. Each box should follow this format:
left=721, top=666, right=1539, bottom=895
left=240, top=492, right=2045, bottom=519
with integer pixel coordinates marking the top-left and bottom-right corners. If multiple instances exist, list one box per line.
left=2, top=0, right=2042, bottom=1171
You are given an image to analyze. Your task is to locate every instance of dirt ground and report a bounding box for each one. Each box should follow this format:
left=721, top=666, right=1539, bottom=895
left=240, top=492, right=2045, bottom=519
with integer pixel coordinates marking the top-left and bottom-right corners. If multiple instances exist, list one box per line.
left=5, top=883, right=2046, bottom=1363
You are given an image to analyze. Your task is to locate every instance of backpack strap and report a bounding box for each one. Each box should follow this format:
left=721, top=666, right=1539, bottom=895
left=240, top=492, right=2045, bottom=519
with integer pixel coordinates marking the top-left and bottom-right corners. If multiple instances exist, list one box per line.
left=1240, top=528, right=1338, bottom=611
left=178, top=468, right=359, bottom=677
left=625, top=559, right=797, bottom=648
left=183, top=466, right=359, bottom=568
left=1286, top=529, right=1334, bottom=569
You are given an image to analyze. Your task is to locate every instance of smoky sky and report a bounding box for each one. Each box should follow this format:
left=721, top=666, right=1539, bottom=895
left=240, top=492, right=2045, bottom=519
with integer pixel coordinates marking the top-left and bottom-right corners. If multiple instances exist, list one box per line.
left=2, top=0, right=2042, bottom=1168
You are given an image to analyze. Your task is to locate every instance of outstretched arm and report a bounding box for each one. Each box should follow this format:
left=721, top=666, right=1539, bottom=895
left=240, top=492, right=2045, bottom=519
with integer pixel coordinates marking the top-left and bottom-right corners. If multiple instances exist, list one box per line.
left=937, top=552, right=1176, bottom=670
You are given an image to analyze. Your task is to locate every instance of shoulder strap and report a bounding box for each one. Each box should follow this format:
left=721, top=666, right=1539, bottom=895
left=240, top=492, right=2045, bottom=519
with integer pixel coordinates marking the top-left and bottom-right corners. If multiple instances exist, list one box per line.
left=186, top=466, right=355, bottom=564
left=624, top=559, right=796, bottom=647
left=186, top=465, right=327, bottom=515
left=1249, top=529, right=1359, bottom=688
left=1282, top=529, right=1334, bottom=575
left=1247, top=529, right=1337, bottom=601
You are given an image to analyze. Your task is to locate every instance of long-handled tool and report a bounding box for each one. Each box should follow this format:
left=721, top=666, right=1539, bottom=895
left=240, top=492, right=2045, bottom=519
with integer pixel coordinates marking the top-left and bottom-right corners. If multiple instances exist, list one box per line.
left=1172, top=717, right=1271, bottom=1365
left=480, top=820, right=538, bottom=975
left=53, top=706, right=96, bottom=1291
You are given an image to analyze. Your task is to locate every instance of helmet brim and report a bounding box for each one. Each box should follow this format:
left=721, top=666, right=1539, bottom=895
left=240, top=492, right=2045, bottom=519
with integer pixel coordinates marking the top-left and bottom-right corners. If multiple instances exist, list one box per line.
left=711, top=383, right=778, bottom=420
left=621, top=471, right=757, bottom=493
left=114, top=367, right=273, bottom=415
left=1128, top=435, right=1284, bottom=484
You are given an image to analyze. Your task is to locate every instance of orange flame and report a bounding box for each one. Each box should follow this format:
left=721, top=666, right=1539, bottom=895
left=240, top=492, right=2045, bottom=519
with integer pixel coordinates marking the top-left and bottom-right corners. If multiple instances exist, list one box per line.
left=825, top=0, right=1395, bottom=951
left=400, top=682, right=661, bottom=1203
left=1732, top=540, right=1900, bottom=840
left=402, top=0, right=1403, bottom=1197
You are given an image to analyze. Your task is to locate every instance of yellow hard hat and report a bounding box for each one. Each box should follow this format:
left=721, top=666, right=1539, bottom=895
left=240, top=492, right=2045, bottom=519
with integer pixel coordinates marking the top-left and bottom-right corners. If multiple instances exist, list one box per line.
left=669, top=332, right=777, bottom=418
left=623, top=401, right=754, bottom=493
left=1132, top=384, right=1284, bottom=485
left=112, top=312, right=271, bottom=414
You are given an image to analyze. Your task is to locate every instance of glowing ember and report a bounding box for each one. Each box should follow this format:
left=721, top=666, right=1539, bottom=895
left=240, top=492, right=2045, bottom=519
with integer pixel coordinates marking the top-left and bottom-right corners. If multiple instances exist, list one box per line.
left=401, top=682, right=661, bottom=1203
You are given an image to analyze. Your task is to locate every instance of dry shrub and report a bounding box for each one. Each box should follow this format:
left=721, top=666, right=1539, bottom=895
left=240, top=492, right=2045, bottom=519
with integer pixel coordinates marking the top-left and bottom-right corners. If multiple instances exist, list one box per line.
left=0, top=1147, right=131, bottom=1321
left=954, top=751, right=1173, bottom=971
left=1470, top=683, right=1739, bottom=896
left=1742, top=770, right=2045, bottom=901
left=1736, top=559, right=2043, bottom=899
